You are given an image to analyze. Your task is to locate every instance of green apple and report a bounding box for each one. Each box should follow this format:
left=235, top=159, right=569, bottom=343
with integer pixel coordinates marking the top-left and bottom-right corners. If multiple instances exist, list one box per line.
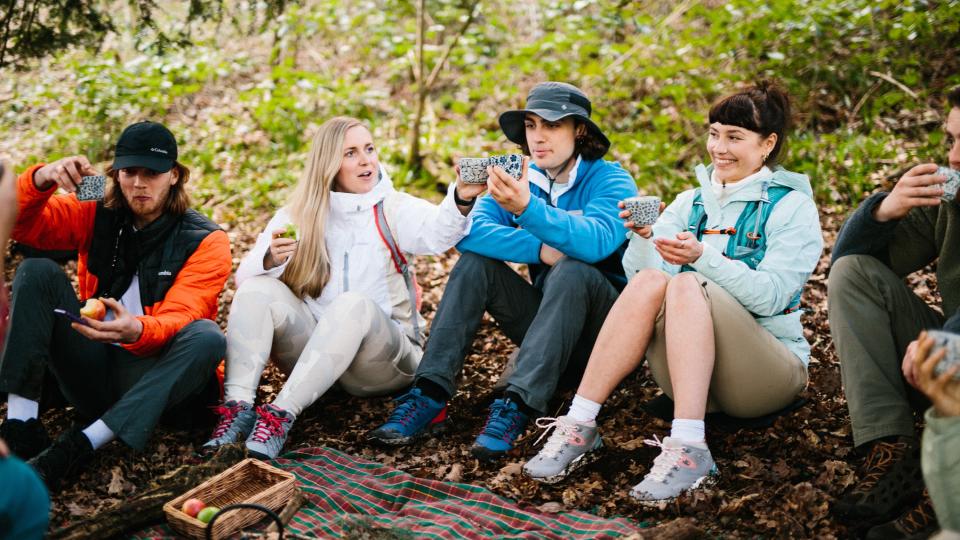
left=196, top=506, right=220, bottom=524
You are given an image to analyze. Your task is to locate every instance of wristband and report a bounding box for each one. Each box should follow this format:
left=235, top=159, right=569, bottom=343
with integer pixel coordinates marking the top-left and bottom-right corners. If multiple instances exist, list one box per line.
left=453, top=187, right=475, bottom=207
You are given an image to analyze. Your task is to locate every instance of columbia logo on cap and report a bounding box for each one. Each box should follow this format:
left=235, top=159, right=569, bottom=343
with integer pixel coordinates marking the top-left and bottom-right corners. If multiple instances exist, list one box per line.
left=150, top=148, right=169, bottom=154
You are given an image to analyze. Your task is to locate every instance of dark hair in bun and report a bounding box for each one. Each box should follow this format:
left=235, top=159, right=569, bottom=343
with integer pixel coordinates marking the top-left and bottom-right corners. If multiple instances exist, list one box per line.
left=709, top=80, right=792, bottom=165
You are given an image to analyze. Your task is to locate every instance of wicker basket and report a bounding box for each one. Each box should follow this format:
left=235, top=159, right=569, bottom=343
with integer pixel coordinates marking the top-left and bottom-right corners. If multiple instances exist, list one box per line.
left=164, top=458, right=297, bottom=540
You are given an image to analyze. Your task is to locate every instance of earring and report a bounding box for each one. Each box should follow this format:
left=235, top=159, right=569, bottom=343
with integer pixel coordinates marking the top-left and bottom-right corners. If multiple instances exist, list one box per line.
left=761, top=152, right=769, bottom=162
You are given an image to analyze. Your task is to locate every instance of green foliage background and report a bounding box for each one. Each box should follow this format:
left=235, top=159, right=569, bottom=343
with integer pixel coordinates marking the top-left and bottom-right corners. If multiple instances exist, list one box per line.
left=2, top=0, right=959, bottom=224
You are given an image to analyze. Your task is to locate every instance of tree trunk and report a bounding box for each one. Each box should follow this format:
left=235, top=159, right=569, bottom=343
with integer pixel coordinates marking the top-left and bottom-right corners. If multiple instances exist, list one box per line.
left=50, top=445, right=249, bottom=540
left=406, top=0, right=427, bottom=176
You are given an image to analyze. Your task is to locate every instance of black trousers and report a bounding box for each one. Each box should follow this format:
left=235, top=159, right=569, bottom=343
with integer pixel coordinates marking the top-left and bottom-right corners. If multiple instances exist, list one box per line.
left=415, top=253, right=620, bottom=414
left=0, top=258, right=225, bottom=450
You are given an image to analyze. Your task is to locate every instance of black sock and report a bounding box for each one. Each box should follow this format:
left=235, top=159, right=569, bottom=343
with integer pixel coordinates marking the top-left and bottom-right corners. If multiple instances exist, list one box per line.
left=414, top=378, right=449, bottom=403
left=503, top=391, right=538, bottom=418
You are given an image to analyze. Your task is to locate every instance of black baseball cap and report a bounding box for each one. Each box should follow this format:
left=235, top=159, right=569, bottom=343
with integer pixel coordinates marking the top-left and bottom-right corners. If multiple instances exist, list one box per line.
left=499, top=82, right=610, bottom=157
left=111, top=121, right=178, bottom=173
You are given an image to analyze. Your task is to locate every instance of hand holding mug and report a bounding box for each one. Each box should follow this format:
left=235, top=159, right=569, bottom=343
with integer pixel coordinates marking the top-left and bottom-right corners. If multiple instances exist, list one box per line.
left=619, top=198, right=664, bottom=238
left=912, top=331, right=960, bottom=417
left=874, top=163, right=945, bottom=222
left=33, top=156, right=99, bottom=193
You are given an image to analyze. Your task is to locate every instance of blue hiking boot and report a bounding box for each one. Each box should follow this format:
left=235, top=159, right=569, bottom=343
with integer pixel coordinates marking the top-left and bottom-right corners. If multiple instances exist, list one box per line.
left=471, top=397, right=529, bottom=460
left=368, top=387, right=447, bottom=446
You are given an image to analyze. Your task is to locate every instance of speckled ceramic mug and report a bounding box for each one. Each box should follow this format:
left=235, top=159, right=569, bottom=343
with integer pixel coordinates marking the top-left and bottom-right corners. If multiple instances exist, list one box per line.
left=938, top=166, right=960, bottom=202
left=925, top=329, right=960, bottom=380
left=623, top=195, right=661, bottom=226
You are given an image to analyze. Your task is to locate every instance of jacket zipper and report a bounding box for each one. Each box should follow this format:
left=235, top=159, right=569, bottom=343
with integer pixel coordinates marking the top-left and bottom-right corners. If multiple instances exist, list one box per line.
left=342, top=252, right=349, bottom=292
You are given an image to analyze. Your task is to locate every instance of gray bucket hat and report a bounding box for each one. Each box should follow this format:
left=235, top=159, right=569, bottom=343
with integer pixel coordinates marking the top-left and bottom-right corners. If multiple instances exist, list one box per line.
left=498, top=82, right=610, bottom=157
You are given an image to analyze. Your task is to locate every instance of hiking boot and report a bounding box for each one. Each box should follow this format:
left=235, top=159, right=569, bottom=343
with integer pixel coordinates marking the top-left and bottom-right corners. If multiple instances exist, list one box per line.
left=629, top=436, right=718, bottom=506
left=866, top=493, right=939, bottom=540
left=0, top=418, right=51, bottom=460
left=201, top=400, right=256, bottom=455
left=245, top=404, right=295, bottom=460
left=368, top=387, right=447, bottom=446
left=27, top=426, right=95, bottom=490
left=523, top=416, right=603, bottom=484
left=471, top=397, right=529, bottom=461
left=834, top=436, right=925, bottom=522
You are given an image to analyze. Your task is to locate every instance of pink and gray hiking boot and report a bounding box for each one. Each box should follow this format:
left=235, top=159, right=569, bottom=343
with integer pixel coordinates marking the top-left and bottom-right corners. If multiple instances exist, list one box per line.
left=630, top=436, right=718, bottom=506
left=245, top=403, right=295, bottom=460
left=201, top=400, right=256, bottom=455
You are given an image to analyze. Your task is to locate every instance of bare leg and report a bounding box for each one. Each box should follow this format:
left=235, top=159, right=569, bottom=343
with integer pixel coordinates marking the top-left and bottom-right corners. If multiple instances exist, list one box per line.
left=576, top=269, right=668, bottom=403
left=664, top=272, right=715, bottom=420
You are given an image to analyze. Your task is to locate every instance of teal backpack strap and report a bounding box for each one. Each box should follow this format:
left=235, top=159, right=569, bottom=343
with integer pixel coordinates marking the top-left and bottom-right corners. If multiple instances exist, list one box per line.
left=726, top=181, right=802, bottom=314
left=373, top=201, right=423, bottom=345
left=686, top=188, right=708, bottom=239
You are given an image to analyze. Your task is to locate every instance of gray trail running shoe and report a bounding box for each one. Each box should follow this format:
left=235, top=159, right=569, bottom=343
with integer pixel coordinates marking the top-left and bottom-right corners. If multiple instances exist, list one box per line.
left=523, top=416, right=603, bottom=484
left=201, top=400, right=256, bottom=454
left=245, top=403, right=295, bottom=460
left=630, top=436, right=718, bottom=506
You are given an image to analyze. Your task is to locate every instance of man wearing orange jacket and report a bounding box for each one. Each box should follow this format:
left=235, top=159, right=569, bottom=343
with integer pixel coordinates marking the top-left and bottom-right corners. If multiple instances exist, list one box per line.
left=0, top=121, right=231, bottom=488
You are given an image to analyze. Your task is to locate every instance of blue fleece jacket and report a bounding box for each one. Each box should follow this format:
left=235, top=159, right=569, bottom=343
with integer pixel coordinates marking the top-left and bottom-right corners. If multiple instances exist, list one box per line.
left=456, top=156, right=638, bottom=288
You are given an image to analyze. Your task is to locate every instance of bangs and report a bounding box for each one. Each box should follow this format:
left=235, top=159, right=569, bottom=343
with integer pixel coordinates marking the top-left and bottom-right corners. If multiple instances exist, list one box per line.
left=709, top=94, right=761, bottom=133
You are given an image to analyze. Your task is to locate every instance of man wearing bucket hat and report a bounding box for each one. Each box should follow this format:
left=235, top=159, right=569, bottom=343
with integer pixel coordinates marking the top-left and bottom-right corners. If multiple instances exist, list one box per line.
left=0, top=121, right=231, bottom=489
left=370, top=82, right=638, bottom=459
left=829, top=86, right=960, bottom=537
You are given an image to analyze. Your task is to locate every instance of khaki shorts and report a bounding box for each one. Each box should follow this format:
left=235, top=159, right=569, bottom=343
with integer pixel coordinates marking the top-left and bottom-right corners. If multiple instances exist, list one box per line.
left=645, top=272, right=808, bottom=418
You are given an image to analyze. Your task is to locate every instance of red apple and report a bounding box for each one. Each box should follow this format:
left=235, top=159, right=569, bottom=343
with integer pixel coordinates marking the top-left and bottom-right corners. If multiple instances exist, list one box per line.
left=79, top=298, right=106, bottom=321
left=181, top=498, right=205, bottom=518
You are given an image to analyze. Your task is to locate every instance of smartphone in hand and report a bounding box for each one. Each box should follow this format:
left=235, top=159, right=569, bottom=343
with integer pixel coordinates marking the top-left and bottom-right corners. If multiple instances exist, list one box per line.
left=53, top=308, right=90, bottom=326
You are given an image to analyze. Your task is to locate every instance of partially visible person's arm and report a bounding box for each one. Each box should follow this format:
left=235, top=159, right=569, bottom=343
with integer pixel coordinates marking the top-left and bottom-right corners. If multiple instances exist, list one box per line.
left=0, top=160, right=19, bottom=275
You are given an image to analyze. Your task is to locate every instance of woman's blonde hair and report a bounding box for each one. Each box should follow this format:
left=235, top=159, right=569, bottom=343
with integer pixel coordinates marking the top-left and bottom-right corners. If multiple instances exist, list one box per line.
left=282, top=116, right=365, bottom=298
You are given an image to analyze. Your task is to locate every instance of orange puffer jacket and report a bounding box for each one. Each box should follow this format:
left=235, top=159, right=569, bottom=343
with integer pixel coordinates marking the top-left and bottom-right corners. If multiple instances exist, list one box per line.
left=12, top=164, right=232, bottom=357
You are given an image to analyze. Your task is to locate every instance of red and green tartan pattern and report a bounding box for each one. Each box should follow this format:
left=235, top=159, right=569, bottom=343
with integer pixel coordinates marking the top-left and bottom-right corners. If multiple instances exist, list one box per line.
left=135, top=445, right=640, bottom=539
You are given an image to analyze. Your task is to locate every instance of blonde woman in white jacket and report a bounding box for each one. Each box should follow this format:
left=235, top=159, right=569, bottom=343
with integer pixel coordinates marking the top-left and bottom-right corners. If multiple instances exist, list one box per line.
left=203, top=117, right=482, bottom=459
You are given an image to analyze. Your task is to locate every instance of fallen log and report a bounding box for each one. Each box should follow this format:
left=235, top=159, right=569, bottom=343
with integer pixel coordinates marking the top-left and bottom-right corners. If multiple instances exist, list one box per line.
left=51, top=444, right=248, bottom=540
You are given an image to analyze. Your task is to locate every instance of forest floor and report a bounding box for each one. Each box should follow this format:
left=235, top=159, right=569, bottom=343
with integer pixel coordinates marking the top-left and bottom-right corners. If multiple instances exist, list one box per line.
left=2, top=207, right=939, bottom=539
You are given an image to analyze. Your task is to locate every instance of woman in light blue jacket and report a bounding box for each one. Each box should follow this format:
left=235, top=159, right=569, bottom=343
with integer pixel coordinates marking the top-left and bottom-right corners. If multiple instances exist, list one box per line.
left=523, top=82, right=823, bottom=504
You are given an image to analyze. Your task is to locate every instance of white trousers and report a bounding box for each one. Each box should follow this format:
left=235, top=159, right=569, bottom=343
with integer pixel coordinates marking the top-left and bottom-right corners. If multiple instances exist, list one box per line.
left=223, top=276, right=421, bottom=416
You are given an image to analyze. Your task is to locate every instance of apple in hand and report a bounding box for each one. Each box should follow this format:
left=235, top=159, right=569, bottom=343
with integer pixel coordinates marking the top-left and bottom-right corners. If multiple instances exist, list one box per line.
left=181, top=498, right=205, bottom=518
left=197, top=506, right=220, bottom=524
left=79, top=298, right=106, bottom=321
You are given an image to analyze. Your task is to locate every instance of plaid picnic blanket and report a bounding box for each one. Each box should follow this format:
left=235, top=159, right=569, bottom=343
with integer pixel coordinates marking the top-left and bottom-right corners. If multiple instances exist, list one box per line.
left=135, top=446, right=639, bottom=539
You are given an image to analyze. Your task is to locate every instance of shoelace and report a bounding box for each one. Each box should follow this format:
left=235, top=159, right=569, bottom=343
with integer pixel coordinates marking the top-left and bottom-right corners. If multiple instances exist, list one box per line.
left=387, top=392, right=428, bottom=426
left=250, top=406, right=288, bottom=443
left=210, top=403, right=243, bottom=438
left=644, top=436, right=686, bottom=483
left=482, top=401, right=521, bottom=442
left=898, top=494, right=936, bottom=533
left=857, top=440, right=908, bottom=492
left=533, top=417, right=576, bottom=459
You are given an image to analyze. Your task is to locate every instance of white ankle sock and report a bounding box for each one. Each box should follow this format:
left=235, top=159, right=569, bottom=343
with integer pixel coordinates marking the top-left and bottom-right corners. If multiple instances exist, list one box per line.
left=670, top=418, right=705, bottom=442
left=567, top=394, right=602, bottom=423
left=82, top=419, right=116, bottom=450
left=7, top=394, right=39, bottom=421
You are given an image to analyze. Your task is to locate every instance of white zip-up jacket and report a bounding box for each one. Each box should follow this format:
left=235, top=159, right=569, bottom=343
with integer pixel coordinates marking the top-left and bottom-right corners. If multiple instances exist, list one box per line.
left=236, top=169, right=472, bottom=343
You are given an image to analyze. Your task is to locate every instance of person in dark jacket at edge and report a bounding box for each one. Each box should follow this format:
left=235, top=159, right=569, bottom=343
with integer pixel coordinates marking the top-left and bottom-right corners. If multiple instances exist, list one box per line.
left=828, top=86, right=960, bottom=539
